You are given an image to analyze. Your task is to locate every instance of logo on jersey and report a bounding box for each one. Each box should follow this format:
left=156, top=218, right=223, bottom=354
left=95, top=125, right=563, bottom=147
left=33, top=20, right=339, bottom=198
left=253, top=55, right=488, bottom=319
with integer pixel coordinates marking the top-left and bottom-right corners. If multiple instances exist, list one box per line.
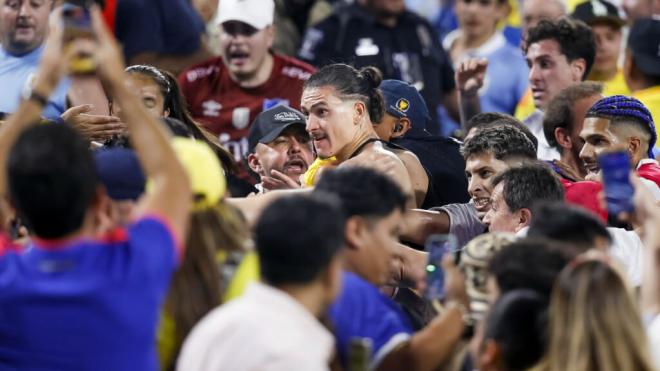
left=202, top=100, right=222, bottom=117
left=396, top=98, right=410, bottom=113
left=355, top=38, right=379, bottom=57
left=263, top=98, right=289, bottom=111
left=232, top=107, right=251, bottom=130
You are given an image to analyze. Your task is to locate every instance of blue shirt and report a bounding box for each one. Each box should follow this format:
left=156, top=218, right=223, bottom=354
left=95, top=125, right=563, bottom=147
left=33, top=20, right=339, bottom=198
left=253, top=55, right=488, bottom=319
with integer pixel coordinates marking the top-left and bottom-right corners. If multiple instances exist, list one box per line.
left=0, top=217, right=180, bottom=371
left=328, top=272, right=413, bottom=369
left=0, top=46, right=69, bottom=121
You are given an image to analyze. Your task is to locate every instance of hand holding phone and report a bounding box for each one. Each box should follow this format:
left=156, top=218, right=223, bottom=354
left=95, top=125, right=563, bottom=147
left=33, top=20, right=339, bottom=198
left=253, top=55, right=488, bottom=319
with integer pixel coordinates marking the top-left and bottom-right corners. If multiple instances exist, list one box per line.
left=424, top=234, right=458, bottom=301
left=62, top=0, right=95, bottom=75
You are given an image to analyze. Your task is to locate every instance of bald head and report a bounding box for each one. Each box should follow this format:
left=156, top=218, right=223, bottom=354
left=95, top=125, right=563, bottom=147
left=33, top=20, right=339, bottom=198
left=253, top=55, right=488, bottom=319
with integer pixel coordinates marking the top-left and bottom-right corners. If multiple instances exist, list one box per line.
left=521, top=0, right=567, bottom=37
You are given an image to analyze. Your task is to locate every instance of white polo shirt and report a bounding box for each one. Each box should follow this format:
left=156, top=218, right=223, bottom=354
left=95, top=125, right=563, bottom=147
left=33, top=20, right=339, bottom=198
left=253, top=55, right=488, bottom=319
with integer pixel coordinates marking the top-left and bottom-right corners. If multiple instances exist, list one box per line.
left=177, top=282, right=335, bottom=371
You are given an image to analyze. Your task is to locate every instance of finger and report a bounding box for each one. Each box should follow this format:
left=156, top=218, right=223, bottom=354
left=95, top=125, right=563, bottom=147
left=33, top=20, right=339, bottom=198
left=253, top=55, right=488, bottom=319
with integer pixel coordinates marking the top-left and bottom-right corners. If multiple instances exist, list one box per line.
left=81, top=115, right=123, bottom=125
left=261, top=177, right=286, bottom=191
left=90, top=6, right=112, bottom=42
left=63, top=104, right=94, bottom=117
left=270, top=169, right=299, bottom=188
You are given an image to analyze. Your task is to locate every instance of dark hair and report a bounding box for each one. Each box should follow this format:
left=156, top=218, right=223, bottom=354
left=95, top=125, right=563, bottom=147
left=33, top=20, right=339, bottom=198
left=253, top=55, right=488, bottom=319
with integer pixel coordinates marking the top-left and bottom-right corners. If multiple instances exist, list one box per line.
left=585, top=95, right=657, bottom=157
left=528, top=202, right=611, bottom=251
left=8, top=124, right=97, bottom=238
left=125, top=65, right=236, bottom=171
left=256, top=192, right=346, bottom=286
left=466, top=112, right=516, bottom=132
left=488, top=238, right=574, bottom=298
left=314, top=167, right=407, bottom=219
left=468, top=115, right=539, bottom=153
left=484, top=290, right=548, bottom=371
left=543, top=82, right=603, bottom=151
left=525, top=18, right=596, bottom=80
left=303, top=64, right=386, bottom=123
left=461, top=125, right=537, bottom=161
left=491, top=163, right=565, bottom=212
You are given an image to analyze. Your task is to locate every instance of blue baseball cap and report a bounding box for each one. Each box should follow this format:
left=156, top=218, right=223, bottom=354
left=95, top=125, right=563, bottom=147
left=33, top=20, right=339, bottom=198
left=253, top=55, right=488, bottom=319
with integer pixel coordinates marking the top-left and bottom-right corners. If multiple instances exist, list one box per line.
left=94, top=148, right=146, bottom=201
left=379, top=79, right=431, bottom=132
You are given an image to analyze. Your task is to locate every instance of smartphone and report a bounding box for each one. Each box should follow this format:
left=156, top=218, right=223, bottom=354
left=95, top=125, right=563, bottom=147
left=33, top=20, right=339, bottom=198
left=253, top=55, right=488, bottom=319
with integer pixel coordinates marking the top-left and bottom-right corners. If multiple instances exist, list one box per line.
left=62, top=0, right=95, bottom=75
left=424, top=234, right=458, bottom=301
left=598, top=150, right=634, bottom=215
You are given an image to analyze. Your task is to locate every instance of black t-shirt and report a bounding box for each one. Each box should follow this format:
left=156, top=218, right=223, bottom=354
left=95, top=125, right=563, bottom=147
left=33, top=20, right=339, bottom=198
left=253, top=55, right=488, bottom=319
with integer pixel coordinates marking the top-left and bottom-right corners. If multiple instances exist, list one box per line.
left=298, top=3, right=455, bottom=134
left=392, top=133, right=469, bottom=208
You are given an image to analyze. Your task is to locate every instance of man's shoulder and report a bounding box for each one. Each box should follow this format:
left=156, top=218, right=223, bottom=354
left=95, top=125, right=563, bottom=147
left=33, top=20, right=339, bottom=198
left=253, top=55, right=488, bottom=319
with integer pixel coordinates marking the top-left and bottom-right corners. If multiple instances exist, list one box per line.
left=273, top=54, right=316, bottom=81
left=179, top=56, right=224, bottom=85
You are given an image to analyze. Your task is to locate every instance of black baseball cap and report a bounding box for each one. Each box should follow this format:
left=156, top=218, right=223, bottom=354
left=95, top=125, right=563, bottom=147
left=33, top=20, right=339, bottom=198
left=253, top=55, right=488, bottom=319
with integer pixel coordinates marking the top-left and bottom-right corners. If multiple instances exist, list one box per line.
left=628, top=18, right=660, bottom=77
left=572, top=0, right=624, bottom=27
left=248, top=105, right=307, bottom=153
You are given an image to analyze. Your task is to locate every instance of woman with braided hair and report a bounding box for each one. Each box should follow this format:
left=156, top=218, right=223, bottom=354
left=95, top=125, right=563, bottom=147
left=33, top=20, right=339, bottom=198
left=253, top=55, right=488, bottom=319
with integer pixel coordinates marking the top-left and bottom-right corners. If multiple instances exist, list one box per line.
left=579, top=95, right=660, bottom=190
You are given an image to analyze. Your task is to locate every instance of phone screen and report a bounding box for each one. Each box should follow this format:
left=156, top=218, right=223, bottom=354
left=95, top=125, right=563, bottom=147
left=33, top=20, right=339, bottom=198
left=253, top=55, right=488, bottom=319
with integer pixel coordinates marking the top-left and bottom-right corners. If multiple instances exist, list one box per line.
left=424, top=234, right=457, bottom=300
left=598, top=150, right=634, bottom=215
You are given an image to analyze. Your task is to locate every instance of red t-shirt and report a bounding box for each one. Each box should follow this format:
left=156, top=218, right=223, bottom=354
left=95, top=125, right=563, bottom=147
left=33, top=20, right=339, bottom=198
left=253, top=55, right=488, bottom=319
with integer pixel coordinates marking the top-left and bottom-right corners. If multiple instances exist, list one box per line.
left=178, top=54, right=315, bottom=170
left=560, top=178, right=608, bottom=222
left=637, top=160, right=660, bottom=188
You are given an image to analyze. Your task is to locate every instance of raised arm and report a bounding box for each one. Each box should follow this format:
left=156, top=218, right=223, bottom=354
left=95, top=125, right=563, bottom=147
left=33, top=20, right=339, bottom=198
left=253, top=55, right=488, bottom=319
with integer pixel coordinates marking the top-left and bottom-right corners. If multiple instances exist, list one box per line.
left=455, top=58, right=487, bottom=130
left=90, top=8, right=191, bottom=240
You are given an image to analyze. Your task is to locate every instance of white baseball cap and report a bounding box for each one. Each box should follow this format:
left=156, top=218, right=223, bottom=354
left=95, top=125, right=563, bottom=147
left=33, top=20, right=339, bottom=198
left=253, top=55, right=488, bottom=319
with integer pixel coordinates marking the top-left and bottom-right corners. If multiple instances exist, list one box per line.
left=217, top=0, right=275, bottom=30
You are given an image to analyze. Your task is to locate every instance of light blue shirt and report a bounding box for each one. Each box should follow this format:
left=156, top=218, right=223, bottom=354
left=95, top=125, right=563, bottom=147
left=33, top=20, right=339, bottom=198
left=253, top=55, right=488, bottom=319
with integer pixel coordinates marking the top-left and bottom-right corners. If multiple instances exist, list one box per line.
left=0, top=45, right=69, bottom=121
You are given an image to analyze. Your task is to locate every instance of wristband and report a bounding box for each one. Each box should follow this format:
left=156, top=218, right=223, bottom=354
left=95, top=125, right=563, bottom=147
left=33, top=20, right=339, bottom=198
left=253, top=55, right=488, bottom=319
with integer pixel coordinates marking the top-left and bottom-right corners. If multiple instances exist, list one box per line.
left=21, top=87, right=49, bottom=107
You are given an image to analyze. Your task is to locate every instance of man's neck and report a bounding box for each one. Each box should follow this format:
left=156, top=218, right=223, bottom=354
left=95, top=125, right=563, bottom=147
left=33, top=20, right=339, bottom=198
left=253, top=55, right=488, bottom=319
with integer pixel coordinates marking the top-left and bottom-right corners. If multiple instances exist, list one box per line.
left=589, top=68, right=617, bottom=83
left=277, top=283, right=326, bottom=318
left=231, top=53, right=275, bottom=89
left=461, top=29, right=496, bottom=50
left=335, top=127, right=379, bottom=162
left=3, top=44, right=39, bottom=57
left=562, top=152, right=587, bottom=179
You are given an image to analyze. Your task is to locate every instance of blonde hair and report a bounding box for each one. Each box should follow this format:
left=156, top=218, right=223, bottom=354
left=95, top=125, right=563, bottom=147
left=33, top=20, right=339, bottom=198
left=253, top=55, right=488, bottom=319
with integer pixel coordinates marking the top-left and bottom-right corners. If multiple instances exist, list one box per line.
left=544, top=258, right=655, bottom=371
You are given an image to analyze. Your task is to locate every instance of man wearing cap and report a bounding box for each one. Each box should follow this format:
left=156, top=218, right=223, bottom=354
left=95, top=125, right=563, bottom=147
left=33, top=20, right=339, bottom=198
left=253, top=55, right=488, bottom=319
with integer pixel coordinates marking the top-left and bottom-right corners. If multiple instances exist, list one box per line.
left=624, top=17, right=660, bottom=150
left=572, top=0, right=630, bottom=97
left=377, top=79, right=469, bottom=208
left=247, top=105, right=315, bottom=193
left=178, top=0, right=316, bottom=184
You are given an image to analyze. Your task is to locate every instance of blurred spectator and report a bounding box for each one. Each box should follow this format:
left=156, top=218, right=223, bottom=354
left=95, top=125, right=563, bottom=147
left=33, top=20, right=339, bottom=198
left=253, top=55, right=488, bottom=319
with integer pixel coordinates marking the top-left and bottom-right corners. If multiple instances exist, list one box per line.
left=571, top=0, right=630, bottom=97
left=0, top=11, right=191, bottom=369
left=108, top=0, right=211, bottom=75
left=543, top=82, right=604, bottom=181
left=624, top=17, right=660, bottom=150
left=622, top=0, right=659, bottom=24
left=521, top=18, right=596, bottom=161
left=298, top=0, right=459, bottom=134
left=580, top=96, right=660, bottom=191
left=178, top=192, right=345, bottom=371
left=470, top=290, right=548, bottom=371
left=543, top=257, right=656, bottom=371
left=482, top=164, right=565, bottom=235
left=377, top=79, right=470, bottom=207
left=178, top=0, right=315, bottom=188
left=520, top=0, right=567, bottom=37
left=246, top=105, right=314, bottom=193
left=444, top=0, right=528, bottom=116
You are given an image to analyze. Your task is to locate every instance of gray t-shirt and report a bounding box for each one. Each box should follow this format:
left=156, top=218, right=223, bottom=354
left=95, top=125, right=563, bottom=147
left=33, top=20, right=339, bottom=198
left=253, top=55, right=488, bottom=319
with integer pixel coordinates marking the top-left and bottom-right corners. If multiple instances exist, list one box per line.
left=431, top=202, right=486, bottom=247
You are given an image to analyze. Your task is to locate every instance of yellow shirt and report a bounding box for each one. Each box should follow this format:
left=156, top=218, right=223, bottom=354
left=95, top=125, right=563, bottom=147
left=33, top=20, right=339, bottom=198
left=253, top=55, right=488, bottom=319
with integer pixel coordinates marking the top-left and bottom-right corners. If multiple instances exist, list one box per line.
left=303, top=157, right=338, bottom=187
left=515, top=88, right=536, bottom=122
left=592, top=68, right=631, bottom=97
left=634, top=85, right=660, bottom=149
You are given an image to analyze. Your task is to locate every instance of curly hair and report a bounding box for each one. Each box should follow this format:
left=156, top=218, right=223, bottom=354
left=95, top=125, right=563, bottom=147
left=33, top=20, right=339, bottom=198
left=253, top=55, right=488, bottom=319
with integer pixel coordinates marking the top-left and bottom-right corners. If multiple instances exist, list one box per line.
left=525, top=18, right=596, bottom=81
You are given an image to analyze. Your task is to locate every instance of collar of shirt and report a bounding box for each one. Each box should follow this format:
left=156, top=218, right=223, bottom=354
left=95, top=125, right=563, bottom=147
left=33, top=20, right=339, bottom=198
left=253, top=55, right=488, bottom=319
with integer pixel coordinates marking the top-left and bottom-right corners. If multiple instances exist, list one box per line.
left=443, top=30, right=506, bottom=61
left=350, top=3, right=416, bottom=26
left=515, top=226, right=529, bottom=238
left=0, top=44, right=44, bottom=61
left=637, top=158, right=659, bottom=169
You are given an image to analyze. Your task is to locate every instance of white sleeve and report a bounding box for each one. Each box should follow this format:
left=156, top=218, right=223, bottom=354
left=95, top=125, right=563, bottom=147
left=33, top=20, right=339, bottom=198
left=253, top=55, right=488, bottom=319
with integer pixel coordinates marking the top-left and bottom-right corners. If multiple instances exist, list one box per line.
left=640, top=177, right=660, bottom=201
left=432, top=202, right=486, bottom=247
left=607, top=227, right=644, bottom=287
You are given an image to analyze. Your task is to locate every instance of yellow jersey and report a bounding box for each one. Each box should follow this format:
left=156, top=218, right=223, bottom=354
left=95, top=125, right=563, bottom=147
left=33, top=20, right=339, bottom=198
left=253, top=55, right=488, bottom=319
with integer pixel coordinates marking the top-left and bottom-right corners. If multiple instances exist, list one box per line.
left=634, top=85, right=660, bottom=149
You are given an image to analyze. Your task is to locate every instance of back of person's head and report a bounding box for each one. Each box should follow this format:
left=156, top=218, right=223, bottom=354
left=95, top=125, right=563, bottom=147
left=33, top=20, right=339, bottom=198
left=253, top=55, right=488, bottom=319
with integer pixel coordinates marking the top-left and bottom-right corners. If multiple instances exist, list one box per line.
left=466, top=115, right=539, bottom=152
left=8, top=124, right=97, bottom=239
left=545, top=257, right=656, bottom=371
left=303, top=64, right=386, bottom=123
left=256, top=192, right=346, bottom=286
left=488, top=238, right=574, bottom=299
left=543, top=82, right=603, bottom=151
left=490, top=163, right=565, bottom=212
left=313, top=167, right=407, bottom=219
left=525, top=17, right=596, bottom=80
left=461, top=125, right=537, bottom=161
left=466, top=112, right=517, bottom=132
left=528, top=202, right=611, bottom=252
left=481, top=290, right=548, bottom=371
left=586, top=95, right=657, bottom=158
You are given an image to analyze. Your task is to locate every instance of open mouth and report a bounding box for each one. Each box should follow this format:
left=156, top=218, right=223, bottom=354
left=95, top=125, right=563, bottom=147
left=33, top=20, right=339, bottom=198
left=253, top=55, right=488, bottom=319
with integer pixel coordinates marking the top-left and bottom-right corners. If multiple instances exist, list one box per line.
left=531, top=87, right=545, bottom=100
left=473, top=197, right=490, bottom=211
left=283, top=158, right=307, bottom=174
left=228, top=51, right=250, bottom=65
left=310, top=132, right=328, bottom=147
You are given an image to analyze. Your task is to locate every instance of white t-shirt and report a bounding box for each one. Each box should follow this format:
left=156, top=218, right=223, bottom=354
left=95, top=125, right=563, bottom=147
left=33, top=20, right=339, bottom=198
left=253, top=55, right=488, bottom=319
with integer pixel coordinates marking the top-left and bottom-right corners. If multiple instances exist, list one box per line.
left=177, top=282, right=334, bottom=371
left=607, top=227, right=644, bottom=287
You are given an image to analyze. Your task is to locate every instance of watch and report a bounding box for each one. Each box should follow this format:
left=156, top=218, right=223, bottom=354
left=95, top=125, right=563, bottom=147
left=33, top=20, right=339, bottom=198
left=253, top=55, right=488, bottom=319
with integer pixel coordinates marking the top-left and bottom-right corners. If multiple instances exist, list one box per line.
left=21, top=85, right=49, bottom=107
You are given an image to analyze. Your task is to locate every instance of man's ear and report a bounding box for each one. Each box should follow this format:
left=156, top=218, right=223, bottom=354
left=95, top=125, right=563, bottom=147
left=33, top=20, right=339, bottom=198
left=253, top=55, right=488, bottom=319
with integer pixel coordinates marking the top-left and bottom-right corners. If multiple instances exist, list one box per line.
left=517, top=208, right=532, bottom=231
left=391, top=117, right=411, bottom=139
left=354, top=101, right=367, bottom=125
left=570, top=58, right=587, bottom=82
left=555, top=127, right=573, bottom=150
left=247, top=153, right=263, bottom=175
left=627, top=137, right=642, bottom=158
left=344, top=216, right=367, bottom=251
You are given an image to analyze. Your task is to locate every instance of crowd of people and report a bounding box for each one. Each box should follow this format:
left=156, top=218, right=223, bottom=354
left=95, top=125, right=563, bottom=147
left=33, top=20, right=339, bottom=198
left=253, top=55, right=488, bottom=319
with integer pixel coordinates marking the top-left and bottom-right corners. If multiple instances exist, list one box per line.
left=0, top=0, right=659, bottom=370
